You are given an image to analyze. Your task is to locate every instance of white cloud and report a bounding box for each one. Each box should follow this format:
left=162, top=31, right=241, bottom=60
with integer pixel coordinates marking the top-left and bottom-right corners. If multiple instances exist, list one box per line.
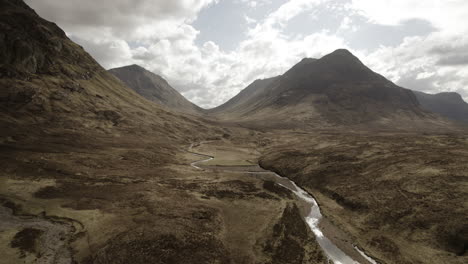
left=266, top=0, right=325, bottom=26
left=239, top=0, right=273, bottom=8
left=362, top=34, right=468, bottom=98
left=351, top=0, right=468, bottom=33
left=348, top=0, right=468, bottom=99
left=25, top=0, right=468, bottom=107
left=25, top=0, right=217, bottom=68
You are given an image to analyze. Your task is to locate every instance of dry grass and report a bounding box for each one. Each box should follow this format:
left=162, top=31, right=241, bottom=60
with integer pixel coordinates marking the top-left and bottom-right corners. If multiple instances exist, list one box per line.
left=260, top=131, right=468, bottom=264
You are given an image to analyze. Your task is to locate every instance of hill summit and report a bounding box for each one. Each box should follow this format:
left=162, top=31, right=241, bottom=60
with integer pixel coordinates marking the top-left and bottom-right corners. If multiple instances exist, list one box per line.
left=209, top=49, right=450, bottom=130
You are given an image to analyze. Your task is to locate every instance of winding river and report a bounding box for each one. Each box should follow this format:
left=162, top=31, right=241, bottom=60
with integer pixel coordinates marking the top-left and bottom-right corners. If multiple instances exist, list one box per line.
left=189, top=143, right=378, bottom=264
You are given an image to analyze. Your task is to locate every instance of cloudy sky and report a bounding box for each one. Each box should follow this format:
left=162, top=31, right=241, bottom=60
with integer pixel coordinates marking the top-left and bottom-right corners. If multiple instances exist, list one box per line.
left=26, top=0, right=468, bottom=108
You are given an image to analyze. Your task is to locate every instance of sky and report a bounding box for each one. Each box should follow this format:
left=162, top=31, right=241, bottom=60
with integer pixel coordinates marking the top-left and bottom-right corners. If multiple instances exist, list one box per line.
left=26, top=0, right=468, bottom=108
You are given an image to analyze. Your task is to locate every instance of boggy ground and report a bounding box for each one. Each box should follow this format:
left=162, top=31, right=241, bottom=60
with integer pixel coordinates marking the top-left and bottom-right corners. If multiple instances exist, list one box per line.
left=260, top=131, right=468, bottom=264
left=0, top=125, right=326, bottom=264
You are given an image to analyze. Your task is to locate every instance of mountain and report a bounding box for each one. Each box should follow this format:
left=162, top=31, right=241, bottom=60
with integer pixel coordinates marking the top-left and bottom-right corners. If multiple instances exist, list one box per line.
left=0, top=2, right=331, bottom=264
left=414, top=91, right=468, bottom=124
left=0, top=0, right=210, bottom=139
left=211, top=76, right=281, bottom=116
left=209, top=49, right=450, bottom=130
left=109, top=65, right=202, bottom=114
left=0, top=1, right=227, bottom=263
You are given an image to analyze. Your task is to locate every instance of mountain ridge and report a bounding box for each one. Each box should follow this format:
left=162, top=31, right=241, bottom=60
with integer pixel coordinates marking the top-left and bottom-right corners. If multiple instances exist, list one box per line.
left=108, top=64, right=202, bottom=115
left=0, top=0, right=213, bottom=143
left=207, top=49, right=452, bottom=130
left=414, top=90, right=468, bottom=124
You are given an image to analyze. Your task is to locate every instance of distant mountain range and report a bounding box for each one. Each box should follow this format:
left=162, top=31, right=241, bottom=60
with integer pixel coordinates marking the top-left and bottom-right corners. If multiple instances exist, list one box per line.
left=4, top=0, right=462, bottom=133
left=208, top=49, right=453, bottom=130
left=109, top=65, right=202, bottom=115
left=105, top=52, right=468, bottom=129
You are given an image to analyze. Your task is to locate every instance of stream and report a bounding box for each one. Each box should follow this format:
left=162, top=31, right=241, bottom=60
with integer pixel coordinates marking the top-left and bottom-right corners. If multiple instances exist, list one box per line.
left=0, top=203, right=76, bottom=264
left=189, top=143, right=378, bottom=264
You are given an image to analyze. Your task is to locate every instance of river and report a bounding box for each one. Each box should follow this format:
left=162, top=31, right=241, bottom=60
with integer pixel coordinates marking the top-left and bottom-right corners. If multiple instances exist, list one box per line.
left=189, top=142, right=378, bottom=264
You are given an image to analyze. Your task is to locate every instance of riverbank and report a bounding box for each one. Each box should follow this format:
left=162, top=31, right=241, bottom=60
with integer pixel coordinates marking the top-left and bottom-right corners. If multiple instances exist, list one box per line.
left=189, top=141, right=377, bottom=264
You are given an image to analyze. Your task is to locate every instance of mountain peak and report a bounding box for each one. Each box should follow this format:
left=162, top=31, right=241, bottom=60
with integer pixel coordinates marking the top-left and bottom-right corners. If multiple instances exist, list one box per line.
left=209, top=48, right=435, bottom=128
left=285, top=49, right=371, bottom=82
left=321, top=49, right=362, bottom=64
left=128, top=64, right=143, bottom=68
left=329, top=49, right=354, bottom=56
left=115, top=64, right=145, bottom=72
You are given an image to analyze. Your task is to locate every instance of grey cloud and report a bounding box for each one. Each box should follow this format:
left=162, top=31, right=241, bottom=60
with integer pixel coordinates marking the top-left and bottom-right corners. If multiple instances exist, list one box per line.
left=430, top=43, right=468, bottom=66
left=345, top=18, right=436, bottom=50
left=397, top=67, right=468, bottom=100
left=280, top=0, right=436, bottom=52
left=397, top=72, right=443, bottom=94
left=284, top=0, right=347, bottom=35
left=22, top=0, right=468, bottom=107
left=438, top=55, right=468, bottom=66
left=25, top=0, right=211, bottom=35
left=430, top=43, right=468, bottom=55
left=213, top=76, right=230, bottom=86
left=69, top=35, right=129, bottom=68
left=132, top=51, right=157, bottom=62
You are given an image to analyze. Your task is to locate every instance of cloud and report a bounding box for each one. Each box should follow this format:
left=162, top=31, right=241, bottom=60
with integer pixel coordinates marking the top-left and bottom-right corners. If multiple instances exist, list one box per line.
left=350, top=0, right=468, bottom=33
left=26, top=0, right=216, bottom=34
left=25, top=0, right=217, bottom=67
left=429, top=43, right=468, bottom=66
left=239, top=0, right=273, bottom=8
left=362, top=34, right=468, bottom=99
left=438, top=55, right=468, bottom=66
left=349, top=0, right=468, bottom=100
left=25, top=0, right=468, bottom=107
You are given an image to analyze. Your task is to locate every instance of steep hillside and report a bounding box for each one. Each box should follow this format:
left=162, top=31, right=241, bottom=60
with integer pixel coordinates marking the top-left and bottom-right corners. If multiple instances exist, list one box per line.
left=0, top=1, right=222, bottom=262
left=414, top=91, right=468, bottom=124
left=109, top=65, right=202, bottom=115
left=209, top=49, right=450, bottom=130
left=210, top=76, right=280, bottom=115
left=0, top=2, right=325, bottom=264
left=0, top=0, right=210, bottom=141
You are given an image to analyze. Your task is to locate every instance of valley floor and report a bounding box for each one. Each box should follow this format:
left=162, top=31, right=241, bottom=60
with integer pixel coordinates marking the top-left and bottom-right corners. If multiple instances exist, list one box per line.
left=0, top=128, right=467, bottom=264
left=0, top=127, right=323, bottom=264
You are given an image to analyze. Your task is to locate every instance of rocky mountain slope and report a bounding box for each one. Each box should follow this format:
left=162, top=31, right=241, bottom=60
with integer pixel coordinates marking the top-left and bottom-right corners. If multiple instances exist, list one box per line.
left=210, top=76, right=281, bottom=115
left=414, top=91, right=468, bottom=124
left=0, top=1, right=326, bottom=264
left=209, top=50, right=450, bottom=130
left=109, top=64, right=202, bottom=115
left=0, top=0, right=210, bottom=140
